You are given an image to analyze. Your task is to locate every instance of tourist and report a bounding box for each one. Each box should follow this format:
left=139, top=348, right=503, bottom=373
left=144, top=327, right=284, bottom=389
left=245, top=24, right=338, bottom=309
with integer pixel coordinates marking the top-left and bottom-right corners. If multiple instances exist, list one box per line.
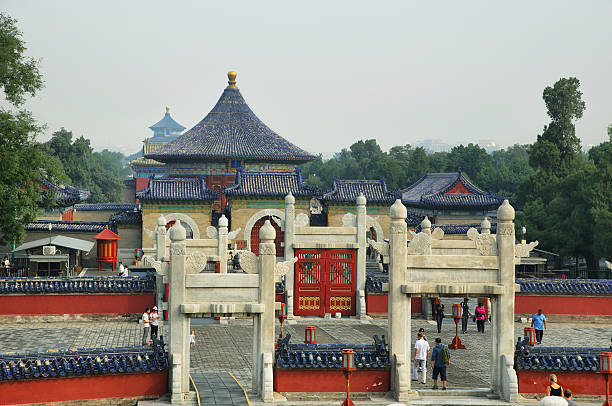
left=435, top=302, right=445, bottom=333
left=475, top=302, right=486, bottom=333
left=545, top=374, right=563, bottom=397
left=431, top=337, right=450, bottom=390
left=461, top=297, right=470, bottom=333
left=563, top=389, right=577, bottom=406
left=532, top=309, right=547, bottom=344
left=2, top=257, right=9, bottom=276
left=190, top=330, right=196, bottom=349
left=419, top=327, right=427, bottom=341
left=120, top=264, right=129, bottom=277
left=141, top=307, right=151, bottom=345
left=118, top=261, right=124, bottom=276
left=413, top=332, right=430, bottom=384
left=150, top=306, right=159, bottom=339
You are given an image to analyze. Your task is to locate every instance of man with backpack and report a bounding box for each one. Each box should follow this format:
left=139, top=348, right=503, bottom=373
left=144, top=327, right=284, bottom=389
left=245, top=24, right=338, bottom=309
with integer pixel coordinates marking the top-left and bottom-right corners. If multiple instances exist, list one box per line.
left=431, top=337, right=450, bottom=390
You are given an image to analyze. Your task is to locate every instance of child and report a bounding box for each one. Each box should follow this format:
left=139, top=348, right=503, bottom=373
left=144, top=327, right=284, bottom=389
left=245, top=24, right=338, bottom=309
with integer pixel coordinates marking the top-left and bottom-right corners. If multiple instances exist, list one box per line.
left=190, top=330, right=196, bottom=349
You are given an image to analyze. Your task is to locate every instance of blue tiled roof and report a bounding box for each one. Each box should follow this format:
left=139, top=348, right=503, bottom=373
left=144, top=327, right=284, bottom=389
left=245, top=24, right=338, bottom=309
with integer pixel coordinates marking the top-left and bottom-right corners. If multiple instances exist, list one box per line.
left=406, top=213, right=423, bottom=226
left=149, top=110, right=186, bottom=132
left=415, top=222, right=497, bottom=234
left=40, top=179, right=90, bottom=206
left=223, top=169, right=318, bottom=197
left=109, top=210, right=142, bottom=225
left=275, top=334, right=390, bottom=369
left=0, top=338, right=167, bottom=381
left=136, top=177, right=218, bottom=201
left=74, top=203, right=139, bottom=212
left=25, top=221, right=107, bottom=233
left=0, top=275, right=155, bottom=294
left=514, top=337, right=604, bottom=372
left=321, top=179, right=399, bottom=203
left=401, top=171, right=504, bottom=209
left=517, top=278, right=612, bottom=295
left=147, top=76, right=315, bottom=163
left=366, top=273, right=388, bottom=293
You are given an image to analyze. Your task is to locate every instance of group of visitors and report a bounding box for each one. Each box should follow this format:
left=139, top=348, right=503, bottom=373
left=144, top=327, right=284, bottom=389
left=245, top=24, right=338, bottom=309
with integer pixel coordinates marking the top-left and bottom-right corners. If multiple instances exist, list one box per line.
left=118, top=261, right=129, bottom=277
left=412, top=327, right=451, bottom=390
left=540, top=374, right=577, bottom=405
left=434, top=298, right=488, bottom=334
left=141, top=306, right=160, bottom=345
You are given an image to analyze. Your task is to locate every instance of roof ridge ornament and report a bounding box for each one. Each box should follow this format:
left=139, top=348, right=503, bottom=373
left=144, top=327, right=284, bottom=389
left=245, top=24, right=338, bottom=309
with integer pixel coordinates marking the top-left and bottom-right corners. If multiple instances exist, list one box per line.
left=227, top=71, right=238, bottom=89
left=166, top=106, right=170, bottom=113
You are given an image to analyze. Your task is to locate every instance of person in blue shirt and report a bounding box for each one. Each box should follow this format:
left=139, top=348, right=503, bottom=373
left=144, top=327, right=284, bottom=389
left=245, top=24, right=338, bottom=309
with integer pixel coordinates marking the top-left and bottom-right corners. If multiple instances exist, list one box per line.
left=531, top=309, right=547, bottom=344
left=430, top=337, right=449, bottom=390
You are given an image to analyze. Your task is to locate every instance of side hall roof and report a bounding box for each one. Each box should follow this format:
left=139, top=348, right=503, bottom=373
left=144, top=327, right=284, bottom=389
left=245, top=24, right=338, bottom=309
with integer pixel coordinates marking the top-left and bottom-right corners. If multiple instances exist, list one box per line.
left=25, top=221, right=107, bottom=233
left=13, top=235, right=95, bottom=253
left=223, top=169, right=318, bottom=197
left=400, top=170, right=505, bottom=209
left=321, top=179, right=399, bottom=203
left=147, top=72, right=315, bottom=163
left=136, top=177, right=218, bottom=201
left=74, top=203, right=139, bottom=212
left=149, top=107, right=186, bottom=131
left=40, top=179, right=90, bottom=205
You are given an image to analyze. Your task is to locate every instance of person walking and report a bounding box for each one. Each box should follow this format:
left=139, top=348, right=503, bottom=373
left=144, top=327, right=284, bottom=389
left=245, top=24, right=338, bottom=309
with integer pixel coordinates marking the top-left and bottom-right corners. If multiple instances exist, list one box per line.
left=563, top=389, right=577, bottom=406
left=435, top=302, right=445, bottom=333
left=150, top=306, right=159, bottom=339
left=532, top=309, right=547, bottom=345
left=431, top=337, right=450, bottom=390
left=545, top=374, right=563, bottom=396
left=412, top=332, right=430, bottom=384
left=141, top=307, right=151, bottom=345
left=190, top=330, right=196, bottom=349
left=461, top=298, right=470, bottom=333
left=475, top=302, right=486, bottom=333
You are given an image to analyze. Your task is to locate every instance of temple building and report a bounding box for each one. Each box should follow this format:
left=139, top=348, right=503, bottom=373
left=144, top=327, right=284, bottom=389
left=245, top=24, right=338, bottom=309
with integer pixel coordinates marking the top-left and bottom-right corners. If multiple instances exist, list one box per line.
left=400, top=170, right=505, bottom=224
left=130, top=107, right=186, bottom=190
left=139, top=72, right=316, bottom=248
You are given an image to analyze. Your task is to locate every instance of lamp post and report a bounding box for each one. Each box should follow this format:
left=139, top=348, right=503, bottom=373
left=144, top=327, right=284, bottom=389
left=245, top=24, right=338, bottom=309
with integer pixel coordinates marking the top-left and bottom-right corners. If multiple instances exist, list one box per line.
left=448, top=303, right=466, bottom=349
left=47, top=223, right=52, bottom=276
left=304, top=326, right=317, bottom=344
left=524, top=327, right=536, bottom=347
left=521, top=226, right=526, bottom=244
left=341, top=348, right=356, bottom=406
left=277, top=302, right=287, bottom=339
left=601, top=351, right=612, bottom=406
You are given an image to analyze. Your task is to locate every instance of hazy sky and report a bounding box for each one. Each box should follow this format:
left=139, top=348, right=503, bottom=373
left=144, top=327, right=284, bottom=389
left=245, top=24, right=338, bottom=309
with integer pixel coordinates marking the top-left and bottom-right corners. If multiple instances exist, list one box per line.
left=4, top=1, right=612, bottom=155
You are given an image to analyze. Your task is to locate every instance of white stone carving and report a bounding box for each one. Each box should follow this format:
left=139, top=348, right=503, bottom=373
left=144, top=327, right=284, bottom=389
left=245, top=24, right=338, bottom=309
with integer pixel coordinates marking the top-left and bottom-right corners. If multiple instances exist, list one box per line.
left=259, top=246, right=275, bottom=255
left=295, top=213, right=309, bottom=227
left=205, top=226, right=218, bottom=239
left=142, top=255, right=167, bottom=274
left=515, top=241, right=538, bottom=258
left=239, top=251, right=259, bottom=274
left=185, top=251, right=208, bottom=274
left=228, top=228, right=241, bottom=241
left=368, top=239, right=389, bottom=257
left=497, top=223, right=514, bottom=236
left=170, top=246, right=186, bottom=255
left=342, top=213, right=357, bottom=227
left=275, top=257, right=298, bottom=282
left=431, top=228, right=445, bottom=241
left=606, top=260, right=612, bottom=270
left=407, top=232, right=431, bottom=255
left=143, top=227, right=155, bottom=240
left=467, top=227, right=498, bottom=256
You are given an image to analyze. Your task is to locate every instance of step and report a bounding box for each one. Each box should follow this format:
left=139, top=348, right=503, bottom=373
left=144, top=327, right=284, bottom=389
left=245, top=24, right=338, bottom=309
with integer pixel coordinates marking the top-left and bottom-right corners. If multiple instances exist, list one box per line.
left=417, top=388, right=498, bottom=398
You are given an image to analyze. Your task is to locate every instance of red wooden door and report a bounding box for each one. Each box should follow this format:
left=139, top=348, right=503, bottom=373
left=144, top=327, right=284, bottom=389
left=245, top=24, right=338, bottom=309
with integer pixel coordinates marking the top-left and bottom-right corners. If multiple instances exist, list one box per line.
left=250, top=216, right=284, bottom=257
left=294, top=248, right=357, bottom=317
left=325, top=249, right=357, bottom=316
left=294, top=249, right=325, bottom=317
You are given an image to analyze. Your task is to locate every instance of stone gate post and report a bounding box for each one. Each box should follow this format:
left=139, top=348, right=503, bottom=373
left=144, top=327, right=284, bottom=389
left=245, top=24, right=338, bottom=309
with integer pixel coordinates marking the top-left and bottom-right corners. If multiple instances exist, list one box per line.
left=155, top=214, right=167, bottom=261
left=284, top=193, right=295, bottom=319
left=168, top=220, right=190, bottom=403
left=388, top=199, right=411, bottom=400
left=495, top=200, right=519, bottom=401
left=218, top=215, right=229, bottom=274
left=254, top=220, right=276, bottom=402
left=356, top=193, right=367, bottom=319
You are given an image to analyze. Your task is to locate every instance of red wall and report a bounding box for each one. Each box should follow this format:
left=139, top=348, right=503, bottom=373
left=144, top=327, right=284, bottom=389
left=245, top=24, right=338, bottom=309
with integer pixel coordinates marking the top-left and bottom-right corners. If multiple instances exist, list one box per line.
left=0, top=294, right=155, bottom=315
left=518, top=370, right=608, bottom=395
left=366, top=294, right=422, bottom=315
left=0, top=371, right=168, bottom=405
left=515, top=295, right=612, bottom=316
left=274, top=369, right=389, bottom=392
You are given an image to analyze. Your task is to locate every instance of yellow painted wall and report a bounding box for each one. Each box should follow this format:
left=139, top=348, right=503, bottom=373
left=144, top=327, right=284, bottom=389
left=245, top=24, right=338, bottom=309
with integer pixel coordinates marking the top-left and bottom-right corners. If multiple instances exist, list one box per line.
left=327, top=203, right=392, bottom=240
left=141, top=201, right=212, bottom=248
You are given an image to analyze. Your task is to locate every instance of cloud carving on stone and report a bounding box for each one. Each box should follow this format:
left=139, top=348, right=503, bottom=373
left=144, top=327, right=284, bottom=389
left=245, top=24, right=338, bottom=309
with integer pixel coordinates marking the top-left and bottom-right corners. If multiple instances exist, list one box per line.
left=467, top=227, right=498, bottom=256
left=295, top=213, right=309, bottom=227
left=515, top=241, right=538, bottom=258
left=239, top=251, right=258, bottom=274
left=368, top=239, right=389, bottom=257
left=407, top=233, right=431, bottom=255
left=275, top=257, right=298, bottom=282
left=185, top=251, right=208, bottom=274
left=228, top=228, right=241, bottom=240
left=205, top=226, right=218, bottom=240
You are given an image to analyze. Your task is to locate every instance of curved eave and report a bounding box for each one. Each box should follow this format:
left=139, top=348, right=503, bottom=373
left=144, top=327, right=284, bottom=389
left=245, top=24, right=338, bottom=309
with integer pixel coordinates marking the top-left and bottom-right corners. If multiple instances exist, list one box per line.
left=145, top=153, right=316, bottom=163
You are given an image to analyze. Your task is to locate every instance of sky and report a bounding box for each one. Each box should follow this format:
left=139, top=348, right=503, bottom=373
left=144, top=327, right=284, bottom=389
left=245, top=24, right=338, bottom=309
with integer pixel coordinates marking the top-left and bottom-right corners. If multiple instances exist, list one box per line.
left=4, top=1, right=612, bottom=156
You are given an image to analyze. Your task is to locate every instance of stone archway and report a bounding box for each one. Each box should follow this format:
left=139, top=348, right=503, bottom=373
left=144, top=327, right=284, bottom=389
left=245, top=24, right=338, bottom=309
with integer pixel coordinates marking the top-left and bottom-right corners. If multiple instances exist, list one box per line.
left=164, top=213, right=201, bottom=239
left=366, top=216, right=384, bottom=242
left=244, top=209, right=285, bottom=252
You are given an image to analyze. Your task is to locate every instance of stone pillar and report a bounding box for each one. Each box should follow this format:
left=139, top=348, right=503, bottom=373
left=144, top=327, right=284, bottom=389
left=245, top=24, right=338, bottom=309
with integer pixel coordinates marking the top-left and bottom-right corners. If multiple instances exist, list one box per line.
left=155, top=214, right=167, bottom=261
left=254, top=220, right=276, bottom=402
left=168, top=220, right=190, bottom=403
left=356, top=193, right=367, bottom=320
left=284, top=193, right=296, bottom=319
left=218, top=215, right=229, bottom=274
left=388, top=199, right=411, bottom=400
left=495, top=200, right=519, bottom=402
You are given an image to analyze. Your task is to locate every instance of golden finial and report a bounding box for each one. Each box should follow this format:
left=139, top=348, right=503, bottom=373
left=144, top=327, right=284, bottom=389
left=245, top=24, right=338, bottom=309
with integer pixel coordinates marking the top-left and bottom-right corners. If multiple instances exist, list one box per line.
left=166, top=106, right=170, bottom=113
left=227, top=71, right=237, bottom=89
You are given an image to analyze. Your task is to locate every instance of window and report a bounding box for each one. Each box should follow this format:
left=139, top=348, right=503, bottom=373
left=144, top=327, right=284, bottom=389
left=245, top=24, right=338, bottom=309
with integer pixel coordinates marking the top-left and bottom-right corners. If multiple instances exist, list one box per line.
left=164, top=128, right=170, bottom=136
left=230, top=160, right=242, bottom=169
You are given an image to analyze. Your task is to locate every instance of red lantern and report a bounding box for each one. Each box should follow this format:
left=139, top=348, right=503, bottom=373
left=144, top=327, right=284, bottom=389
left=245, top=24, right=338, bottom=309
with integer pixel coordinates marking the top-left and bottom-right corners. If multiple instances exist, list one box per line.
left=304, top=326, right=317, bottom=344
left=524, top=327, right=536, bottom=346
left=452, top=303, right=461, bottom=319
left=341, top=349, right=356, bottom=406
left=601, top=351, right=612, bottom=406
left=93, top=228, right=121, bottom=271
left=449, top=303, right=466, bottom=350
left=277, top=303, right=287, bottom=338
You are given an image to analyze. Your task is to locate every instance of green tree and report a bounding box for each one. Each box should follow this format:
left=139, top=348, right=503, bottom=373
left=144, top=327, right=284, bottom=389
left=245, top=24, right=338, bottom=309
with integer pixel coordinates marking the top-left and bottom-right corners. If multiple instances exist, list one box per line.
left=0, top=13, right=48, bottom=245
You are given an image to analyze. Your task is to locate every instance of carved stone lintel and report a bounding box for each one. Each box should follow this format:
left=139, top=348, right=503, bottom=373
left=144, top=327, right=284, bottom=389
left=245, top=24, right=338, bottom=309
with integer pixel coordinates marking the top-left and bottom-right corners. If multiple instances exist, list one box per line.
left=497, top=223, right=515, bottom=236
left=515, top=241, right=539, bottom=258
left=275, top=257, right=298, bottom=282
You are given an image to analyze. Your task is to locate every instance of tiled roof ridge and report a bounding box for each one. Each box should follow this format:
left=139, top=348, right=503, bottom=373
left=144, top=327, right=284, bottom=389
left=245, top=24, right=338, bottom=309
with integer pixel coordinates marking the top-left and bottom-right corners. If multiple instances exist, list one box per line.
left=222, top=168, right=319, bottom=196
left=74, top=203, right=139, bottom=211
left=135, top=176, right=218, bottom=201
left=321, top=177, right=398, bottom=203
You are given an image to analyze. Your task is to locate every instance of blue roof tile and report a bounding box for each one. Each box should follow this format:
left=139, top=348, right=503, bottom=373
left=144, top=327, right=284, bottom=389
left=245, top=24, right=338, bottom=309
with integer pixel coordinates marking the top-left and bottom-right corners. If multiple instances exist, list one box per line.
left=223, top=169, right=318, bottom=197
left=0, top=275, right=155, bottom=294
left=109, top=210, right=142, bottom=225
left=40, top=179, right=90, bottom=206
left=517, top=278, right=612, bottom=295
left=74, top=203, right=139, bottom=212
left=401, top=171, right=504, bottom=209
left=322, top=179, right=399, bottom=203
left=136, top=177, right=218, bottom=201
left=25, top=221, right=107, bottom=233
left=147, top=73, right=315, bottom=163
left=415, top=222, right=498, bottom=234
left=149, top=109, right=186, bottom=132
left=514, top=338, right=604, bottom=372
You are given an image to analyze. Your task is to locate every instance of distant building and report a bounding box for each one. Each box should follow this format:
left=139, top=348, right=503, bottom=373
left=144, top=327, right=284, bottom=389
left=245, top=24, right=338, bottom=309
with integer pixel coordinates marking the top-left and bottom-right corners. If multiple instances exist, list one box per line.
left=413, top=139, right=452, bottom=153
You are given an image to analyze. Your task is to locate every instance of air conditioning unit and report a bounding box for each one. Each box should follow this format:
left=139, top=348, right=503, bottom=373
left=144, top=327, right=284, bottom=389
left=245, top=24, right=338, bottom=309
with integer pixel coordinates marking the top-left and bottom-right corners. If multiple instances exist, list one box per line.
left=43, top=245, right=56, bottom=256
